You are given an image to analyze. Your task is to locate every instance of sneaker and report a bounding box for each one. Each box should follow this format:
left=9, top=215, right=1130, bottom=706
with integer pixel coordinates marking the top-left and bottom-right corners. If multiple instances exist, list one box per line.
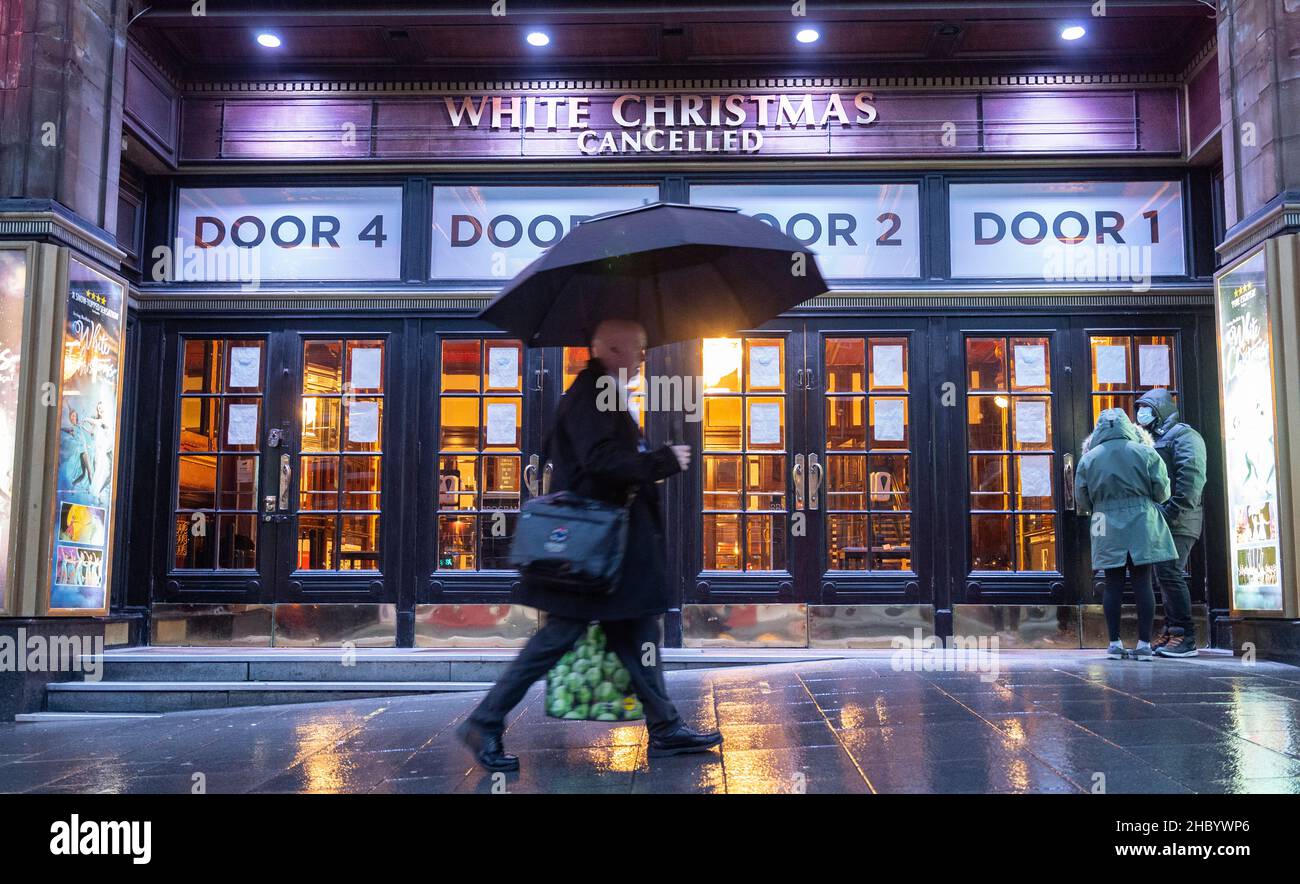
left=1156, top=636, right=1199, bottom=658
left=1106, top=642, right=1128, bottom=660
left=1132, top=644, right=1154, bottom=662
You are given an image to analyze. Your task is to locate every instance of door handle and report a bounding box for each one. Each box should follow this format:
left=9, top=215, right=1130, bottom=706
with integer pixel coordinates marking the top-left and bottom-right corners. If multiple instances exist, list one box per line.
left=792, top=453, right=806, bottom=510
left=542, top=461, right=553, bottom=495
left=524, top=454, right=540, bottom=497
left=278, top=453, right=292, bottom=511
left=1062, top=451, right=1075, bottom=512
left=807, top=452, right=823, bottom=510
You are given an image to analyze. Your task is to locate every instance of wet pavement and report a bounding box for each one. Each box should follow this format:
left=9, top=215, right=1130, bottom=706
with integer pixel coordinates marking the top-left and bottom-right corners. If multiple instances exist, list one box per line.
left=4, top=650, right=1300, bottom=794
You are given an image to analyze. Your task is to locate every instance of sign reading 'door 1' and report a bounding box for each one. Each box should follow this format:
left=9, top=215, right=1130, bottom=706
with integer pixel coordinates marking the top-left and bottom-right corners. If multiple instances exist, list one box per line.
left=176, top=187, right=404, bottom=282
left=690, top=184, right=920, bottom=279
left=949, top=181, right=1185, bottom=280
left=431, top=185, right=659, bottom=279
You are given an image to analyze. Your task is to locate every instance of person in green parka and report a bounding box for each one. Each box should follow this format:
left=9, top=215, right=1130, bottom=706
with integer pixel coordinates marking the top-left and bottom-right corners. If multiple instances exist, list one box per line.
left=1074, top=408, right=1177, bottom=661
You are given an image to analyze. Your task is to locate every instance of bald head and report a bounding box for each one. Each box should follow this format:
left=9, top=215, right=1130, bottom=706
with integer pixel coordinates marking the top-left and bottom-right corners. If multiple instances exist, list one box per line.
left=590, top=318, right=647, bottom=374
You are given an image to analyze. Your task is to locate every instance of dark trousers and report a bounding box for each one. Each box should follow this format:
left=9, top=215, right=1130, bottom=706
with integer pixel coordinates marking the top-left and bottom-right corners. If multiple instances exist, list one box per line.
left=468, top=614, right=681, bottom=738
left=1155, top=534, right=1197, bottom=639
left=1103, top=556, right=1154, bottom=643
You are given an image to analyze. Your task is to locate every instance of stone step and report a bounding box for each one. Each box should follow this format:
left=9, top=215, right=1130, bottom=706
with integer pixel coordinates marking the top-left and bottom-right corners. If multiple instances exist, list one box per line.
left=43, top=647, right=861, bottom=714
left=73, top=648, right=857, bottom=684
left=45, top=680, right=495, bottom=714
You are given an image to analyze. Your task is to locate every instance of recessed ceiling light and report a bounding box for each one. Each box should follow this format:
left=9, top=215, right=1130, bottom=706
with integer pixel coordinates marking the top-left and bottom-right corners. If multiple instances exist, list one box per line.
left=1060, top=25, right=1086, bottom=41
left=796, top=28, right=820, bottom=44
left=527, top=31, right=550, bottom=47
left=256, top=32, right=282, bottom=48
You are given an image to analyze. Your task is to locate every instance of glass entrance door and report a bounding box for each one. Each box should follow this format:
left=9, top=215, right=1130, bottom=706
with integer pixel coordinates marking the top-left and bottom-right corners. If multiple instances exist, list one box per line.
left=805, top=321, right=933, bottom=605
left=161, top=324, right=405, bottom=605
left=936, top=322, right=1076, bottom=608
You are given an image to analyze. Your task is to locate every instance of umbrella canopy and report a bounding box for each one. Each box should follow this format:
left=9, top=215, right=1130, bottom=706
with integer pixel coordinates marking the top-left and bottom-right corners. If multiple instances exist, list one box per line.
left=478, top=202, right=828, bottom=347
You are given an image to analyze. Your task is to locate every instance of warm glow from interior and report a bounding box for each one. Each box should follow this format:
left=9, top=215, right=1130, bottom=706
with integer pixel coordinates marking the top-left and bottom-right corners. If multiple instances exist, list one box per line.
left=703, top=337, right=741, bottom=390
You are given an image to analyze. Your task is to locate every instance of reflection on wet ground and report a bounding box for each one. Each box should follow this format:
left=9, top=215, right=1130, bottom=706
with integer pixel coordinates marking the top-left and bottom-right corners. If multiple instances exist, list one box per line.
left=4, top=651, right=1300, bottom=794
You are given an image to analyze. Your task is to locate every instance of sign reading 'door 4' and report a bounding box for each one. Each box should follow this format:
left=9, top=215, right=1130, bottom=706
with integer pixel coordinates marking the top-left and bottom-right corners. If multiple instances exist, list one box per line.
left=690, top=184, right=920, bottom=279
left=176, top=187, right=404, bottom=281
left=431, top=185, right=659, bottom=279
left=949, top=181, right=1185, bottom=280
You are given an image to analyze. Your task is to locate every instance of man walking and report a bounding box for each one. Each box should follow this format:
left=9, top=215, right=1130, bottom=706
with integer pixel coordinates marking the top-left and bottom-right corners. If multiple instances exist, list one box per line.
left=1134, top=388, right=1207, bottom=658
left=457, top=318, right=723, bottom=771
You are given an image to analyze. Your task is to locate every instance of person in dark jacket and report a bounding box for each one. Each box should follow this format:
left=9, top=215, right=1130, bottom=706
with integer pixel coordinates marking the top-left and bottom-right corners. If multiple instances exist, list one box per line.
left=1075, top=409, right=1177, bottom=661
left=1134, top=387, right=1207, bottom=658
left=457, top=318, right=723, bottom=772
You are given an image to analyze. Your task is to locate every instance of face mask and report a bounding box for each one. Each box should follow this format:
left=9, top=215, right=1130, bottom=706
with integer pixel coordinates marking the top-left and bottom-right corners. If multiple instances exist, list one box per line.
left=1136, top=406, right=1155, bottom=427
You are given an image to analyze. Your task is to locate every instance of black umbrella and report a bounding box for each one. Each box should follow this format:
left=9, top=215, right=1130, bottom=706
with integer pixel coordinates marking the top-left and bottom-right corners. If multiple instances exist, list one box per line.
left=478, top=202, right=828, bottom=347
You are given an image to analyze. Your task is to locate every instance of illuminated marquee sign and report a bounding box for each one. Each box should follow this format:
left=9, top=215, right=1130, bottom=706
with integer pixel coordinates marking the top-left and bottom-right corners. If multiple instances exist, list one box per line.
left=689, top=183, right=920, bottom=279
left=174, top=186, right=404, bottom=282
left=949, top=181, right=1185, bottom=281
left=431, top=185, right=659, bottom=279
left=441, top=90, right=879, bottom=156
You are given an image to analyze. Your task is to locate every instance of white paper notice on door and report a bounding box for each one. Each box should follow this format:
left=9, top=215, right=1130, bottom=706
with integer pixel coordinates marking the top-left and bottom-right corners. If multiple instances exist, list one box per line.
left=487, top=347, right=519, bottom=390
left=347, top=399, right=380, bottom=443
left=1138, top=344, right=1171, bottom=386
left=748, top=345, right=781, bottom=389
left=1019, top=454, right=1053, bottom=499
left=1095, top=345, right=1128, bottom=384
left=350, top=348, right=383, bottom=390
left=225, top=403, right=259, bottom=445
left=873, top=398, right=906, bottom=442
left=1013, top=344, right=1047, bottom=388
left=228, top=347, right=261, bottom=388
left=485, top=402, right=517, bottom=446
left=872, top=344, right=905, bottom=388
left=1015, top=400, right=1048, bottom=444
left=748, top=402, right=781, bottom=445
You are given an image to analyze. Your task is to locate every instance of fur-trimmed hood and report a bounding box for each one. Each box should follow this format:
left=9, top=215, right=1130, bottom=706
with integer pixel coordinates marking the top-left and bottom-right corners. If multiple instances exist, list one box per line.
left=1081, top=408, right=1155, bottom=455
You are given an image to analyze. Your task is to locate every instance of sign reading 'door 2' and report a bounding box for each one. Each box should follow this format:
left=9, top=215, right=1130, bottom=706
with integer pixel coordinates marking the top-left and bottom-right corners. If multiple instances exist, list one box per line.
left=690, top=184, right=920, bottom=279
left=431, top=185, right=659, bottom=279
left=949, top=181, right=1185, bottom=279
left=176, top=187, right=404, bottom=281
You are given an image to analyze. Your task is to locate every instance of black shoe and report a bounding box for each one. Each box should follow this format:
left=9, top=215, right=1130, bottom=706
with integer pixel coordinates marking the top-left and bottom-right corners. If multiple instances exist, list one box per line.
left=456, top=719, right=520, bottom=772
left=648, top=723, right=724, bottom=758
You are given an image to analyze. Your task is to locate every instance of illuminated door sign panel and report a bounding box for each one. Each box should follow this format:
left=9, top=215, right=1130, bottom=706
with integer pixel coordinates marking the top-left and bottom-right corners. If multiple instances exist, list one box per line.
left=949, top=181, right=1185, bottom=280
left=689, top=184, right=921, bottom=280
left=431, top=185, right=659, bottom=280
left=1216, top=250, right=1285, bottom=612
left=175, top=187, right=404, bottom=282
left=49, top=258, right=126, bottom=614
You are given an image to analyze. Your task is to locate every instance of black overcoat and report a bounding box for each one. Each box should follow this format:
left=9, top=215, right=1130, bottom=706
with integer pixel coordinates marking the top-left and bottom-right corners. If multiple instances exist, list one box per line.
left=512, top=358, right=682, bottom=621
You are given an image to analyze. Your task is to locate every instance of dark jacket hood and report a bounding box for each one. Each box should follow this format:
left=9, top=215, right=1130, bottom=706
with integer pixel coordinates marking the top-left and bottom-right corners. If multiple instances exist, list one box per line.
left=1135, top=387, right=1177, bottom=428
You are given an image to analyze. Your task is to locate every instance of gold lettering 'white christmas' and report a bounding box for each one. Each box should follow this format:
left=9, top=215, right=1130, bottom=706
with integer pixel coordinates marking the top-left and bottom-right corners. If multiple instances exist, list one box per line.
left=441, top=91, right=878, bottom=156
